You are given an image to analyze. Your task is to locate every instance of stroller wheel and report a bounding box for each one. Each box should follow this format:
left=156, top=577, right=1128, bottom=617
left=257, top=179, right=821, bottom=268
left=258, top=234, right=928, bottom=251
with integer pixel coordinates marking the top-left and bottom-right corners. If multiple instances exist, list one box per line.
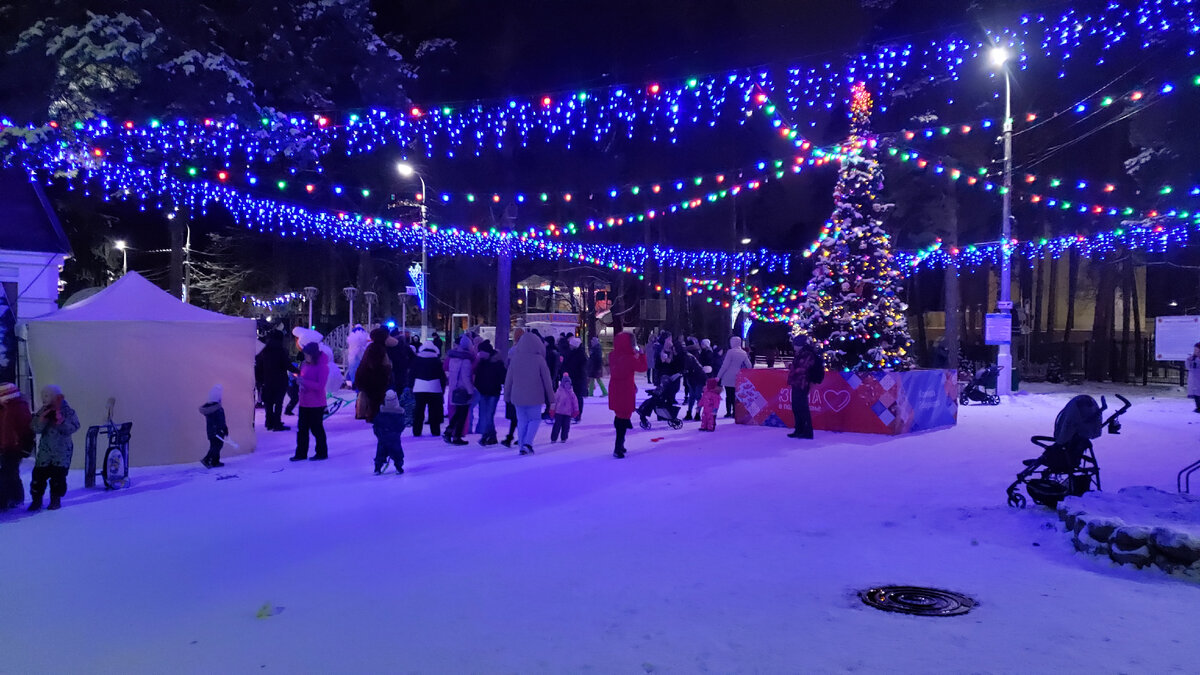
left=988, top=395, right=1001, bottom=405
left=668, top=419, right=683, bottom=430
left=959, top=394, right=970, bottom=406
left=1007, top=492, right=1026, bottom=508
left=639, top=417, right=651, bottom=430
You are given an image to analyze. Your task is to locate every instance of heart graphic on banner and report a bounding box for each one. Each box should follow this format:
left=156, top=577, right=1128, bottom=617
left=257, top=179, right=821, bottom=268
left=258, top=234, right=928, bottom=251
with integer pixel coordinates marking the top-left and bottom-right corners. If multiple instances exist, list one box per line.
left=823, top=390, right=851, bottom=412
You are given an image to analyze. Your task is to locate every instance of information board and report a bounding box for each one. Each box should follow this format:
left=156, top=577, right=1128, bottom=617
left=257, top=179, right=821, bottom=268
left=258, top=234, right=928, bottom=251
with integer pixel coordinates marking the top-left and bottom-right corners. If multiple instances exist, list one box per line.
left=984, top=313, right=1012, bottom=345
left=1154, top=315, right=1200, bottom=360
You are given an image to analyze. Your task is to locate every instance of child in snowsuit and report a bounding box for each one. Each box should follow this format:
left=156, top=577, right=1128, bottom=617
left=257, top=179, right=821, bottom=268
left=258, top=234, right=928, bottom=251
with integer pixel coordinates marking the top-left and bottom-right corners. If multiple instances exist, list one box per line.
left=199, top=384, right=229, bottom=468
left=29, top=385, right=80, bottom=511
left=373, top=390, right=407, bottom=474
left=697, top=378, right=722, bottom=432
left=550, top=373, right=581, bottom=442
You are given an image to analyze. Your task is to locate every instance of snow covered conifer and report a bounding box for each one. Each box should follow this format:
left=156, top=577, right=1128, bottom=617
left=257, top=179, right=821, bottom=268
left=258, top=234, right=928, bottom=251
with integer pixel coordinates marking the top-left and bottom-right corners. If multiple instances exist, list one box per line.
left=793, top=83, right=913, bottom=372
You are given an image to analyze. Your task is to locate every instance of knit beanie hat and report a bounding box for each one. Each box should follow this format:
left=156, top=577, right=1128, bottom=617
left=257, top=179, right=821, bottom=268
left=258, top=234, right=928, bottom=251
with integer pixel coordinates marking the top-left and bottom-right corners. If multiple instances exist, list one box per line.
left=207, top=384, right=223, bottom=403
left=382, top=390, right=401, bottom=411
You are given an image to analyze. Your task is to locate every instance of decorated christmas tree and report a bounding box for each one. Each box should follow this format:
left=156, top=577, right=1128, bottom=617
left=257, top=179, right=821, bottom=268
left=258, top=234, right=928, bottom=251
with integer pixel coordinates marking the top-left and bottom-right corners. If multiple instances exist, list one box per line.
left=793, top=83, right=913, bottom=372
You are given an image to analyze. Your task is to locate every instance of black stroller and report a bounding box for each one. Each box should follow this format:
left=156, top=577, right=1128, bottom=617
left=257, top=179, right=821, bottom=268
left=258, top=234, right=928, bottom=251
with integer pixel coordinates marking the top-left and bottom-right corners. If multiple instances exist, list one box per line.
left=1006, top=394, right=1130, bottom=508
left=637, top=384, right=684, bottom=430
left=959, top=364, right=1002, bottom=406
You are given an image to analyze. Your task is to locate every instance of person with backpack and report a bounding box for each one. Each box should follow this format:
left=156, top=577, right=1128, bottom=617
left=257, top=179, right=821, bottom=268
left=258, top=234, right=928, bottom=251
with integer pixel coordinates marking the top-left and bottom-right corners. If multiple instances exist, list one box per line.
left=787, top=337, right=826, bottom=439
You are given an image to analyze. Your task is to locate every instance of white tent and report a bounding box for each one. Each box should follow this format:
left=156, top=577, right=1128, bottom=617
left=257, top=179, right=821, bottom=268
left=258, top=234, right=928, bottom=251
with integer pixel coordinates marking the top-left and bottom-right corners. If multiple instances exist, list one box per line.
left=26, top=272, right=257, bottom=467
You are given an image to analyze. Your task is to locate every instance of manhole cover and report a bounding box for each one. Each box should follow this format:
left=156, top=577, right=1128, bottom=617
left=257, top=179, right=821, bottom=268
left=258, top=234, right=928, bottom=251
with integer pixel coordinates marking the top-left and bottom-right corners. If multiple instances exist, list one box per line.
left=859, top=586, right=976, bottom=616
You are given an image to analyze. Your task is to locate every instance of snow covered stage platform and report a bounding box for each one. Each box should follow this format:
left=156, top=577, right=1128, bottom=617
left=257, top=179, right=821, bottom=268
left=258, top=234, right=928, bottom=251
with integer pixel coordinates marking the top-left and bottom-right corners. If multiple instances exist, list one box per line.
left=3, top=382, right=1199, bottom=672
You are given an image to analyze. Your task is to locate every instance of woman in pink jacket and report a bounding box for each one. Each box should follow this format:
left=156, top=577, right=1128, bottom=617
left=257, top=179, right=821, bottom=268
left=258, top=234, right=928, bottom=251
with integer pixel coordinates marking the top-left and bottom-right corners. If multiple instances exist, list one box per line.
left=292, top=342, right=331, bottom=461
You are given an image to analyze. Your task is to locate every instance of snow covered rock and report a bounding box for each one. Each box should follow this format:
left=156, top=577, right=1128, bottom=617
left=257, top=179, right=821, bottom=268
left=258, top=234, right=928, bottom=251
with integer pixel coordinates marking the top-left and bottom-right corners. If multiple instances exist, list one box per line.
left=1151, top=528, right=1200, bottom=566
left=1085, top=516, right=1125, bottom=543
left=1110, top=545, right=1152, bottom=568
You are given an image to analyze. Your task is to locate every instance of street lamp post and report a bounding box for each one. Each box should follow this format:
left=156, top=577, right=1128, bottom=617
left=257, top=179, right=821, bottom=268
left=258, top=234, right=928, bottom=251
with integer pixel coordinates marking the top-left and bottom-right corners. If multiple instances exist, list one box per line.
left=343, top=287, right=357, bottom=327
left=397, top=162, right=430, bottom=341
left=991, top=46, right=1014, bottom=396
left=363, top=291, right=377, bottom=327
left=303, top=286, right=319, bottom=328
left=114, top=240, right=128, bottom=277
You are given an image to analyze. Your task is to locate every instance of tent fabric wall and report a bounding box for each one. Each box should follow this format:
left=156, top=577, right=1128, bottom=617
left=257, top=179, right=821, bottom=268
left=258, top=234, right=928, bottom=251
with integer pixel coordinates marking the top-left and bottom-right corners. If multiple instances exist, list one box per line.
left=25, top=273, right=257, bottom=468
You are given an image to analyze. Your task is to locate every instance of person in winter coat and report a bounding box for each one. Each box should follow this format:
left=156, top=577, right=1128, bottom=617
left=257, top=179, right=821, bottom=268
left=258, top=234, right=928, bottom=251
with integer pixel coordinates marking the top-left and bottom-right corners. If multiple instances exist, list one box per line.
left=199, top=385, right=229, bottom=468
left=587, top=336, right=606, bottom=397
left=355, top=328, right=394, bottom=423
left=411, top=340, right=447, bottom=436
left=291, top=342, right=330, bottom=461
left=607, top=331, right=648, bottom=459
left=473, top=341, right=506, bottom=446
left=345, top=324, right=369, bottom=386
left=442, top=335, right=476, bottom=445
left=257, top=330, right=291, bottom=431
left=697, top=378, right=722, bottom=432
left=0, top=382, right=34, bottom=510
left=682, top=341, right=708, bottom=420
left=1187, top=342, right=1200, bottom=412
left=28, top=385, right=80, bottom=511
left=501, top=328, right=526, bottom=448
left=561, top=336, right=588, bottom=422
left=787, top=338, right=826, bottom=439
left=716, top=336, right=752, bottom=417
left=657, top=338, right=685, bottom=404
left=544, top=336, right=562, bottom=383
left=387, top=330, right=415, bottom=397
left=550, top=373, right=581, bottom=442
left=504, top=332, right=555, bottom=455
left=373, top=390, right=407, bottom=474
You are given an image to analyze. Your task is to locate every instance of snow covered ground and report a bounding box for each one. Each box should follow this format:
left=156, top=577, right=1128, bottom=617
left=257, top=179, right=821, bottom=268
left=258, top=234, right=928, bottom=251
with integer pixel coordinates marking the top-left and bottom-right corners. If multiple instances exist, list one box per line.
left=4, top=382, right=1200, bottom=673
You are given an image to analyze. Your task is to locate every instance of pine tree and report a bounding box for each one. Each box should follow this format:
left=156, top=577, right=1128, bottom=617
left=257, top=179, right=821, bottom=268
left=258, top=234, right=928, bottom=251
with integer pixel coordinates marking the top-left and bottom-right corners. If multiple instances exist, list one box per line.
left=793, top=83, right=913, bottom=372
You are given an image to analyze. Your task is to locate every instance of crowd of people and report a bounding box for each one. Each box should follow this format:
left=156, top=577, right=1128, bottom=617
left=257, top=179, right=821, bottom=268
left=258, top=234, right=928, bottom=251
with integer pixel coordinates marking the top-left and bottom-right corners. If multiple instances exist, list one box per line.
left=247, top=322, right=830, bottom=473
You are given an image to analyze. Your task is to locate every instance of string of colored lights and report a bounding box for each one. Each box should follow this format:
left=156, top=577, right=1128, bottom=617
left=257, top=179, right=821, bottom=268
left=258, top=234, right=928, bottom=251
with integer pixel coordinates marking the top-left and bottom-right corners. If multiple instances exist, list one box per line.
left=242, top=292, right=303, bottom=308
left=4, top=0, right=1194, bottom=166
left=24, top=156, right=791, bottom=277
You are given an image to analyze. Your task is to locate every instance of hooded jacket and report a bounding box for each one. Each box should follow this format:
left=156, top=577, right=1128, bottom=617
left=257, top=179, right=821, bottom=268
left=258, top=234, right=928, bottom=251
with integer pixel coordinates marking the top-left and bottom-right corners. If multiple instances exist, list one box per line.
left=445, top=335, right=477, bottom=397
left=586, top=337, right=604, bottom=378
left=607, top=332, right=648, bottom=418
left=199, top=388, right=229, bottom=440
left=716, top=336, right=752, bottom=387
left=787, top=343, right=826, bottom=390
left=552, top=374, right=581, bottom=418
left=412, top=341, right=447, bottom=394
left=504, top=332, right=555, bottom=407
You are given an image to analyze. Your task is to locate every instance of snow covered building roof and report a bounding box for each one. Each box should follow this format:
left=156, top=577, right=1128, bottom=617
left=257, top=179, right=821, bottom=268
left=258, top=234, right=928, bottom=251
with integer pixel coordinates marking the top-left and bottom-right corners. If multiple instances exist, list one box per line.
left=0, top=168, right=71, bottom=255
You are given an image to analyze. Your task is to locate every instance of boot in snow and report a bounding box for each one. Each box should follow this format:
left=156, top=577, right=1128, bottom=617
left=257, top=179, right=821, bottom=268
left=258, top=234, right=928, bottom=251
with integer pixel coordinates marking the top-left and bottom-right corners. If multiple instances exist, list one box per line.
left=47, top=496, right=62, bottom=510
left=27, top=494, right=43, bottom=511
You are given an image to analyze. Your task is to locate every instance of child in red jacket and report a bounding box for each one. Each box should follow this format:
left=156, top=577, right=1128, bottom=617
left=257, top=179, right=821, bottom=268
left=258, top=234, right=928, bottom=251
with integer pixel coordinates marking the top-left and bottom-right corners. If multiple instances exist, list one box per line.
left=697, top=378, right=722, bottom=432
left=550, top=373, right=580, bottom=442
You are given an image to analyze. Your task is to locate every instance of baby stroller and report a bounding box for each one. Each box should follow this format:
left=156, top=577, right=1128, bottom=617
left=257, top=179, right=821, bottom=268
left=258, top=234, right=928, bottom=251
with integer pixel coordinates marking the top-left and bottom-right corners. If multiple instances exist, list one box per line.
left=637, top=385, right=684, bottom=430
left=960, top=364, right=1002, bottom=406
left=1006, top=394, right=1130, bottom=508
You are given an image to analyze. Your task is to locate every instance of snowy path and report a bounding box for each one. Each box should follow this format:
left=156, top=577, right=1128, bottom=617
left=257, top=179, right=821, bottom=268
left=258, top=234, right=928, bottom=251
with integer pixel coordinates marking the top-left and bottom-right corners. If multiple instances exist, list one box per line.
left=4, top=384, right=1200, bottom=673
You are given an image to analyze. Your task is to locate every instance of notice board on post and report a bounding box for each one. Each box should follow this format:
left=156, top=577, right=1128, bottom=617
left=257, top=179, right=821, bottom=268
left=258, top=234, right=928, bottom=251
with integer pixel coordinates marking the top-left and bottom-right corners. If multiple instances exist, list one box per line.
left=984, top=313, right=1012, bottom=345
left=1154, top=316, right=1200, bottom=360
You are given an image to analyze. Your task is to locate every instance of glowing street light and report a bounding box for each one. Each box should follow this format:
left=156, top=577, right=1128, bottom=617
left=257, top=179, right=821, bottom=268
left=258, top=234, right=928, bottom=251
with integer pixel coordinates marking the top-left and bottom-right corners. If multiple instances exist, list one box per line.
left=989, top=45, right=1014, bottom=396
left=396, top=162, right=429, bottom=340
left=114, top=240, right=128, bottom=276
left=988, top=46, right=1011, bottom=68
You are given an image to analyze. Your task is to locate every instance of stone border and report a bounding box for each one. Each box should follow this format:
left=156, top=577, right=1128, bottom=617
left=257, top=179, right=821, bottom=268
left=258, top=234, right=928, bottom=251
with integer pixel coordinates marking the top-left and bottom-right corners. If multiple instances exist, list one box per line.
left=1056, top=502, right=1200, bottom=579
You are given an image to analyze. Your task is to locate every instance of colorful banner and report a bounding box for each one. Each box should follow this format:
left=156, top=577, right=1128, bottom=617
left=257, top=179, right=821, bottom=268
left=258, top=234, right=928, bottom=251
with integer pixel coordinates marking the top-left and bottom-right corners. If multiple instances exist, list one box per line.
left=733, top=368, right=957, bottom=435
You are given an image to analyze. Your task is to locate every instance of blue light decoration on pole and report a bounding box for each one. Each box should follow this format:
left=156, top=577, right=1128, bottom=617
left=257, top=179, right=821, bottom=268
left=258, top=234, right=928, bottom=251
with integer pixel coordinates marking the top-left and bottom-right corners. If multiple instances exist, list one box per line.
left=407, top=262, right=426, bottom=312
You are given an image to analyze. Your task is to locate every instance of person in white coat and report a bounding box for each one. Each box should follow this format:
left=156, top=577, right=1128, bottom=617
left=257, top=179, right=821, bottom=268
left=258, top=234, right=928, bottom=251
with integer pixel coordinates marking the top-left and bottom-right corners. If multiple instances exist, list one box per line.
left=345, top=324, right=369, bottom=387
left=715, top=336, right=752, bottom=418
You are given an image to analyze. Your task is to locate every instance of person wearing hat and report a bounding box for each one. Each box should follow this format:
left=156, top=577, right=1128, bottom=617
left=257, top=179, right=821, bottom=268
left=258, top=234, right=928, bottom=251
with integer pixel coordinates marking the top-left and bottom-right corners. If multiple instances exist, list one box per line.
left=410, top=339, right=447, bottom=437
left=472, top=340, right=506, bottom=446
left=0, top=383, right=34, bottom=510
left=786, top=337, right=826, bottom=440
left=29, top=384, right=80, bottom=511
left=199, top=384, right=229, bottom=468
left=372, top=390, right=407, bottom=474
left=256, top=330, right=291, bottom=431
left=561, top=336, right=588, bottom=422
left=292, top=341, right=330, bottom=461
